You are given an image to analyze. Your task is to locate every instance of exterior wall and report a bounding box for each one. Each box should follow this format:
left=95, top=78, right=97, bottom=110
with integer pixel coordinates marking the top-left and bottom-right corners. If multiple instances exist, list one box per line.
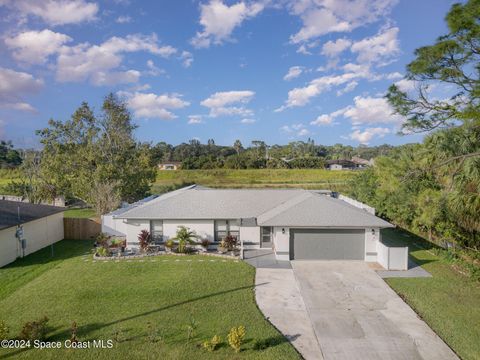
left=329, top=164, right=343, bottom=170
left=364, top=228, right=380, bottom=262
left=101, top=215, right=127, bottom=236
left=0, top=212, right=64, bottom=268
left=163, top=220, right=214, bottom=242
left=240, top=226, right=260, bottom=249
left=376, top=241, right=408, bottom=270
left=272, top=226, right=290, bottom=261
left=125, top=219, right=150, bottom=248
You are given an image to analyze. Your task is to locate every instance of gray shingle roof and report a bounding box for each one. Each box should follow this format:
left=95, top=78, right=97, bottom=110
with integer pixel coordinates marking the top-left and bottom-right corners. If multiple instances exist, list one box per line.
left=257, top=192, right=393, bottom=228
left=115, top=185, right=393, bottom=229
left=0, top=200, right=65, bottom=230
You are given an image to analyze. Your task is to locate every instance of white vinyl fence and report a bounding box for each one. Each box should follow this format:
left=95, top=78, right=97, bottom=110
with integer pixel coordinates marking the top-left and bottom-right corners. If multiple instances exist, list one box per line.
left=377, top=241, right=409, bottom=270
left=338, top=195, right=375, bottom=215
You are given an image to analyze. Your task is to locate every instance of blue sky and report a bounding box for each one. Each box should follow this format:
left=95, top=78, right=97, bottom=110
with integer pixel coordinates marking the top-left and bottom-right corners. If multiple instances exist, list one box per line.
left=0, top=0, right=456, bottom=148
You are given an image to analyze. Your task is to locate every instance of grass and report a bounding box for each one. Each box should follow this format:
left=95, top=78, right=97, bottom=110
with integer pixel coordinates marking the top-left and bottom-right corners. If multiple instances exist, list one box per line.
left=381, top=228, right=480, bottom=360
left=64, top=208, right=97, bottom=219
left=153, top=169, right=357, bottom=193
left=0, top=240, right=300, bottom=359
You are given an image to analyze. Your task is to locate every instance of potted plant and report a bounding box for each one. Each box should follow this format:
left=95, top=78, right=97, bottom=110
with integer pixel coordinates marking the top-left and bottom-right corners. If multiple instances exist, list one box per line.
left=200, top=239, right=211, bottom=252
left=170, top=226, right=199, bottom=254
left=165, top=239, right=175, bottom=253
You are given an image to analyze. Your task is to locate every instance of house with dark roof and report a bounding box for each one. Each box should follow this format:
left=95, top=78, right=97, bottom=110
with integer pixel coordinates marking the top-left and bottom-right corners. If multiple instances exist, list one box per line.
left=0, top=200, right=65, bottom=267
left=102, top=185, right=394, bottom=263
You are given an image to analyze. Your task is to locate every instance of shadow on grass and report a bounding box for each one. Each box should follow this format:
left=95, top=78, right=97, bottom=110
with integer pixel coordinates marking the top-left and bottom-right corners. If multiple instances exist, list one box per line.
left=1, top=240, right=93, bottom=270
left=0, top=282, right=269, bottom=359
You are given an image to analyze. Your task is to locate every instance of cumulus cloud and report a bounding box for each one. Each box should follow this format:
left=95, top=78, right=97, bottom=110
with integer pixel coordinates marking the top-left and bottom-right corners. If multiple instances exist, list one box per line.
left=180, top=51, right=194, bottom=68
left=289, top=0, right=398, bottom=44
left=350, top=27, right=399, bottom=65
left=395, top=78, right=416, bottom=92
left=0, top=67, right=43, bottom=112
left=349, top=127, right=390, bottom=144
left=240, top=118, right=255, bottom=124
left=310, top=108, right=345, bottom=126
left=201, top=90, right=255, bottom=117
left=4, top=29, right=72, bottom=64
left=188, top=115, right=204, bottom=124
left=119, top=91, right=190, bottom=120
left=321, top=38, right=351, bottom=57
left=281, top=123, right=310, bottom=136
left=342, top=95, right=403, bottom=125
left=116, top=15, right=132, bottom=23
left=56, top=34, right=177, bottom=86
left=283, top=66, right=304, bottom=81
left=191, top=0, right=265, bottom=48
left=1, top=0, right=98, bottom=26
left=276, top=63, right=371, bottom=111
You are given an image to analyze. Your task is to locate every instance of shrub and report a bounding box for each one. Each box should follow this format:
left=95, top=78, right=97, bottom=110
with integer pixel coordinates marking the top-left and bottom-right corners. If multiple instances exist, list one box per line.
left=201, top=239, right=211, bottom=249
left=165, top=239, right=175, bottom=250
left=138, top=230, right=151, bottom=252
left=96, top=247, right=110, bottom=257
left=19, top=316, right=49, bottom=341
left=222, top=234, right=238, bottom=251
left=227, top=325, right=246, bottom=353
left=172, top=226, right=198, bottom=254
left=202, top=335, right=221, bottom=352
left=96, top=232, right=109, bottom=246
left=0, top=321, right=9, bottom=340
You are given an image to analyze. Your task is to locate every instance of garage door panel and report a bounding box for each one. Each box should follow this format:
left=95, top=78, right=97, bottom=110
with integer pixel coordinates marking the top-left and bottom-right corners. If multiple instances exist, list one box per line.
left=291, top=229, right=364, bottom=260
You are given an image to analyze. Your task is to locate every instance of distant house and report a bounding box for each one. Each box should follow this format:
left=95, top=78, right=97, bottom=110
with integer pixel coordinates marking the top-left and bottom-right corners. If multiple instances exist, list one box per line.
left=158, top=162, right=182, bottom=170
left=351, top=156, right=374, bottom=168
left=0, top=200, right=65, bottom=267
left=325, top=159, right=357, bottom=170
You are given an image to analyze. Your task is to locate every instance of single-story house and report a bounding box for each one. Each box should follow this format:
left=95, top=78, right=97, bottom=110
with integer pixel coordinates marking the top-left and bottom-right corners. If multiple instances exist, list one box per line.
left=0, top=200, right=65, bottom=267
left=158, top=162, right=182, bottom=170
left=325, top=159, right=357, bottom=170
left=103, top=185, right=395, bottom=262
left=351, top=156, right=374, bottom=168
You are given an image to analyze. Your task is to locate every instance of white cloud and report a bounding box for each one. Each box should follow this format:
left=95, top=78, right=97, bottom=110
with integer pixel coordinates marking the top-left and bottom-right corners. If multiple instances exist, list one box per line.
left=342, top=95, right=403, bottom=125
left=180, top=51, right=194, bottom=68
left=395, top=78, right=416, bottom=92
left=336, top=81, right=358, bottom=96
left=240, top=118, right=255, bottom=124
left=283, top=66, right=304, bottom=81
left=120, top=91, right=190, bottom=120
left=56, top=34, right=177, bottom=86
left=310, top=114, right=333, bottom=126
left=191, top=0, right=265, bottom=48
left=289, top=0, right=398, bottom=44
left=350, top=27, right=399, bottom=65
left=188, top=115, right=204, bottom=124
left=321, top=38, right=351, bottom=57
left=349, top=127, right=390, bottom=144
left=146, top=60, right=165, bottom=76
left=4, top=29, right=72, bottom=64
left=0, top=67, right=43, bottom=112
left=276, top=64, right=371, bottom=111
left=116, top=15, right=132, bottom=23
left=281, top=123, right=309, bottom=136
left=201, top=90, right=255, bottom=117
left=1, top=0, right=98, bottom=26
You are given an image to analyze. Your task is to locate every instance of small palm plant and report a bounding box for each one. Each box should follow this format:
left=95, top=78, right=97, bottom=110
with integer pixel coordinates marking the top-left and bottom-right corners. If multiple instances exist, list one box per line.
left=171, top=226, right=198, bottom=253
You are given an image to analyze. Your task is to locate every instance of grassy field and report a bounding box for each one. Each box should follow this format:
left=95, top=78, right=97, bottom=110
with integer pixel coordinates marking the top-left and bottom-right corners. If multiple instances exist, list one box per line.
left=152, top=169, right=357, bottom=193
left=0, top=240, right=300, bottom=360
left=381, top=228, right=480, bottom=360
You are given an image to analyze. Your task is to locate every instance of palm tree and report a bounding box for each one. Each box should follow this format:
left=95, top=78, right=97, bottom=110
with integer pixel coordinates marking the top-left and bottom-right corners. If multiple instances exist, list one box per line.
left=171, top=226, right=199, bottom=253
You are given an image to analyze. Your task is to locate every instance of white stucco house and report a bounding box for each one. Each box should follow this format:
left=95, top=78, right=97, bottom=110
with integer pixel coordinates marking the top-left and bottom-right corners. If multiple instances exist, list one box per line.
left=102, top=185, right=397, bottom=264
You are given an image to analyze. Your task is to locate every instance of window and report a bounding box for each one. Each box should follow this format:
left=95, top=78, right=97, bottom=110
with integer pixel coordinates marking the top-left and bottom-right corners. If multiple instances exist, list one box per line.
left=261, top=227, right=272, bottom=244
left=150, top=220, right=163, bottom=243
left=214, top=220, right=239, bottom=242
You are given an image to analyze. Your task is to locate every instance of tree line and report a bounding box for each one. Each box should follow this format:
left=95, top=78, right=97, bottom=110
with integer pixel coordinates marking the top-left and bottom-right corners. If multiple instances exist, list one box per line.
left=349, top=0, right=479, bottom=250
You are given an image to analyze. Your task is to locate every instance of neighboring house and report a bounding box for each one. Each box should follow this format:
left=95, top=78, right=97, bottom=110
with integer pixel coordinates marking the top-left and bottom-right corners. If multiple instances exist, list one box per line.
left=351, top=156, right=374, bottom=168
left=102, top=185, right=394, bottom=263
left=0, top=200, right=65, bottom=267
left=325, top=159, right=357, bottom=170
left=0, top=194, right=66, bottom=207
left=158, top=162, right=182, bottom=170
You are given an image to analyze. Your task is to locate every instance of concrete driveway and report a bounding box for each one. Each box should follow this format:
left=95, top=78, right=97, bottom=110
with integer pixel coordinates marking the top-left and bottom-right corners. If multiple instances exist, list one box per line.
left=255, top=260, right=458, bottom=360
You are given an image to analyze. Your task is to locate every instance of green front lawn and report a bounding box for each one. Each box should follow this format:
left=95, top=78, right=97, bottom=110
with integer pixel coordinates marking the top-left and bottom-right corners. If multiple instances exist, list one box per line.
left=0, top=240, right=300, bottom=359
left=382, top=228, right=480, bottom=360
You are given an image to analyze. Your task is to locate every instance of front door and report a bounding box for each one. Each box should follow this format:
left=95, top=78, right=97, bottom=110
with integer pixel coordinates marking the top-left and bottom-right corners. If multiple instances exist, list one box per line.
left=261, top=227, right=273, bottom=248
